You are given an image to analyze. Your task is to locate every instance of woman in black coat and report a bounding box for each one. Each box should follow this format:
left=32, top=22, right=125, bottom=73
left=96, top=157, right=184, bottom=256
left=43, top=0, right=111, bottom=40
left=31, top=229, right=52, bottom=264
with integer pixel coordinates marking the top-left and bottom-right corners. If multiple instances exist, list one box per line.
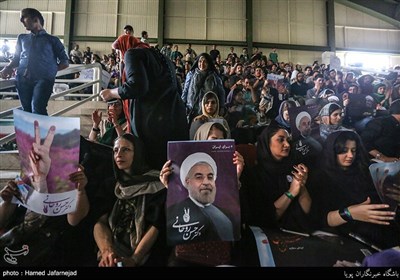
left=100, top=46, right=189, bottom=170
left=240, top=122, right=312, bottom=232
left=309, top=130, right=400, bottom=249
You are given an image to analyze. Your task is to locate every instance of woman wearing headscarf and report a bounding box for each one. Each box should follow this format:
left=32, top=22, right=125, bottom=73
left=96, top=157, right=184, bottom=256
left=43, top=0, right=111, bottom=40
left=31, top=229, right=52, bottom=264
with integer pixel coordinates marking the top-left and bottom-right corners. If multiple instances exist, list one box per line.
left=240, top=122, right=312, bottom=232
left=309, top=130, right=400, bottom=249
left=88, top=99, right=128, bottom=146
left=189, top=91, right=230, bottom=139
left=371, top=83, right=390, bottom=110
left=182, top=53, right=225, bottom=123
left=318, top=102, right=345, bottom=141
left=274, top=100, right=297, bottom=133
left=193, top=121, right=228, bottom=141
left=93, top=134, right=167, bottom=267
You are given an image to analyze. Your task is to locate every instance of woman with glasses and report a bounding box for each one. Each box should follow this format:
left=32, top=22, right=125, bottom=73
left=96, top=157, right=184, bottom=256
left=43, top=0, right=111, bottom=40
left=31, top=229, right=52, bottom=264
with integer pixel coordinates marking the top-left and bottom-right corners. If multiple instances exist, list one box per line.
left=93, top=133, right=167, bottom=267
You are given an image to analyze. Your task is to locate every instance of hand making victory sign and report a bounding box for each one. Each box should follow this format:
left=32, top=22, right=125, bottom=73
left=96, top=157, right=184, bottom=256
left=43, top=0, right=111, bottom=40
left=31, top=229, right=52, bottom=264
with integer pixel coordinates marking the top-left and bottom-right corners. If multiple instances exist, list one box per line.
left=29, top=120, right=56, bottom=192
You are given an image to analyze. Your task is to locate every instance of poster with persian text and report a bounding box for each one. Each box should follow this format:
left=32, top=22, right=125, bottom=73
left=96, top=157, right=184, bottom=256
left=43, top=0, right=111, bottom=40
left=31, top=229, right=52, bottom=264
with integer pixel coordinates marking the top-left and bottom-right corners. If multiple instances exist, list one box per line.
left=166, top=140, right=240, bottom=245
left=12, top=109, right=80, bottom=216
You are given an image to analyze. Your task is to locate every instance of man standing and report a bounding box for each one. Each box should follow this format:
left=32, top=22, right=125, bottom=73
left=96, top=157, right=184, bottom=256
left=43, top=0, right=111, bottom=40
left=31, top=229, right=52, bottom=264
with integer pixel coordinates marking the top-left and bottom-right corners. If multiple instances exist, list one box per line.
left=1, top=39, right=11, bottom=58
left=140, top=31, right=149, bottom=44
left=209, top=45, right=220, bottom=63
left=112, top=25, right=141, bottom=67
left=269, top=48, right=279, bottom=64
left=0, top=8, right=69, bottom=115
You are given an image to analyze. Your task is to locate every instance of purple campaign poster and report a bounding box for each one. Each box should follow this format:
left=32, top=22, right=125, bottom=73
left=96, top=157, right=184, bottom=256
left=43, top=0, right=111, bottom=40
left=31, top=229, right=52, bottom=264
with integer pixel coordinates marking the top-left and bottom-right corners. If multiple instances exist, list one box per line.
left=288, top=104, right=320, bottom=141
left=167, top=140, right=240, bottom=245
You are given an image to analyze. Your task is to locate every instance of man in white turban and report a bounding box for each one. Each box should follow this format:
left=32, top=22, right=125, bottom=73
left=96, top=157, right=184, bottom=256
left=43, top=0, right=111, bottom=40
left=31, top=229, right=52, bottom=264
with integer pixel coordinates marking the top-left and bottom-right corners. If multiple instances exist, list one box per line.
left=295, top=111, right=312, bottom=138
left=167, top=152, right=234, bottom=245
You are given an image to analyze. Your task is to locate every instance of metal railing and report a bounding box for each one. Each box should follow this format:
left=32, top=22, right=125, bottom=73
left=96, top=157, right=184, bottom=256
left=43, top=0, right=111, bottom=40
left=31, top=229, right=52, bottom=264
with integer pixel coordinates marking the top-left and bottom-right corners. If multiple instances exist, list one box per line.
left=0, top=63, right=104, bottom=146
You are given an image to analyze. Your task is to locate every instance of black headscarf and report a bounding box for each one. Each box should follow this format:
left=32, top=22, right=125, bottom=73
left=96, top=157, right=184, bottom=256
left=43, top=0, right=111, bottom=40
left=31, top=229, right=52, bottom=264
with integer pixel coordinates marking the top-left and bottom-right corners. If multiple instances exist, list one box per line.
left=256, top=121, right=293, bottom=177
left=243, top=122, right=312, bottom=231
left=311, top=130, right=400, bottom=248
left=189, top=52, right=217, bottom=73
left=320, top=130, right=372, bottom=193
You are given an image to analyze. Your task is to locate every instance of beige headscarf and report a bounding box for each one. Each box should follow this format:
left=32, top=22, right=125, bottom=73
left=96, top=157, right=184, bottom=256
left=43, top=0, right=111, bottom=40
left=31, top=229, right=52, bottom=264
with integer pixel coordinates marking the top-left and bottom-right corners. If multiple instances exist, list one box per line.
left=193, top=121, right=228, bottom=140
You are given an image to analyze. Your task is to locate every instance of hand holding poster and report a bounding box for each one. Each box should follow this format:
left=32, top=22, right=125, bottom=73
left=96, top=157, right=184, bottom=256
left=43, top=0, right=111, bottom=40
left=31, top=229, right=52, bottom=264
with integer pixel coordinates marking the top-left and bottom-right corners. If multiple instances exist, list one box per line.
left=12, top=109, right=81, bottom=216
left=166, top=140, right=240, bottom=246
left=369, top=162, right=400, bottom=212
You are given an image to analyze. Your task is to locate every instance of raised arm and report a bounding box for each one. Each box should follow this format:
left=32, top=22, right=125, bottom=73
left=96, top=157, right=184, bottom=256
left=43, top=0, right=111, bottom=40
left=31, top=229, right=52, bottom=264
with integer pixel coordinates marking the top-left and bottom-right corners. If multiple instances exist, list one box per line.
left=274, top=163, right=310, bottom=219
left=29, top=121, right=55, bottom=193
left=67, top=165, right=89, bottom=226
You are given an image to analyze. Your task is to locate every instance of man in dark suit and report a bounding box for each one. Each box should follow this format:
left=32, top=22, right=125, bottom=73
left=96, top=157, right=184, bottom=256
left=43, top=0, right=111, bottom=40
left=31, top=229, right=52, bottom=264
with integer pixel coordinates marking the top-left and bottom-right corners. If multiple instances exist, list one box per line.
left=167, top=152, right=233, bottom=245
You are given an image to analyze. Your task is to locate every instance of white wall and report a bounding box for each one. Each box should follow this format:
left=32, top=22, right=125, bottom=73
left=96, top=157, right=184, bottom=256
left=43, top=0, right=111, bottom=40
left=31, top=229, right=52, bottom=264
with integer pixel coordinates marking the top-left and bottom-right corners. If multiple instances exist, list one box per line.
left=335, top=2, right=400, bottom=52
left=0, top=0, right=66, bottom=36
left=0, top=0, right=399, bottom=66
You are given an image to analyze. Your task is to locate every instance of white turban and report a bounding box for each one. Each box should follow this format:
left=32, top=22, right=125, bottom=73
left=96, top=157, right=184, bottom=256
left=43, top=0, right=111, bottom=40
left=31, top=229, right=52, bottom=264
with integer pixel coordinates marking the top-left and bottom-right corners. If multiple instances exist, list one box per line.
left=295, top=111, right=311, bottom=130
left=179, top=152, right=218, bottom=188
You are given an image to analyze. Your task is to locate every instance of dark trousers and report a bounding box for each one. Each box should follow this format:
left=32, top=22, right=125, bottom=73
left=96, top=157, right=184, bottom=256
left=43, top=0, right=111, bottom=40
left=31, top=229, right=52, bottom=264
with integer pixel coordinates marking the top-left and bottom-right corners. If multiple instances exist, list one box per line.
left=16, top=75, right=54, bottom=115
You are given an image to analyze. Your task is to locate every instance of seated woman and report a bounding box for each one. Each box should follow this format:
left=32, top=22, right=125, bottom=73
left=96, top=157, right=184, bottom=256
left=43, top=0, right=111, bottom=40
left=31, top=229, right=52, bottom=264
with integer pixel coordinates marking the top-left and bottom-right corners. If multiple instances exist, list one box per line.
left=189, top=91, right=230, bottom=139
left=93, top=133, right=167, bottom=267
left=240, top=122, right=312, bottom=232
left=274, top=100, right=297, bottom=133
left=193, top=121, right=228, bottom=140
left=318, top=102, right=345, bottom=142
left=88, top=99, right=128, bottom=146
left=360, top=99, right=400, bottom=162
left=225, top=88, right=258, bottom=143
left=309, top=130, right=399, bottom=249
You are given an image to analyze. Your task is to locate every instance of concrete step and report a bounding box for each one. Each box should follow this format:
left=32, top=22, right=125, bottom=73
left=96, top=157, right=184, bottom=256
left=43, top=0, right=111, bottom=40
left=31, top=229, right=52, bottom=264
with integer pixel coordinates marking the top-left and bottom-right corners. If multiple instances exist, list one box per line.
left=0, top=151, right=20, bottom=186
left=0, top=170, right=20, bottom=187
left=0, top=151, right=20, bottom=170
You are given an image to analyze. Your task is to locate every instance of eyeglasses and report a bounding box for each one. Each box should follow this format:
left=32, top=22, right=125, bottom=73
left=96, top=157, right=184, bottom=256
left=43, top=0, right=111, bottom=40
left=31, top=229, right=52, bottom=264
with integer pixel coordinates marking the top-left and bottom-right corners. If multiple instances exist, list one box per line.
left=113, top=147, right=133, bottom=154
left=108, top=102, right=122, bottom=108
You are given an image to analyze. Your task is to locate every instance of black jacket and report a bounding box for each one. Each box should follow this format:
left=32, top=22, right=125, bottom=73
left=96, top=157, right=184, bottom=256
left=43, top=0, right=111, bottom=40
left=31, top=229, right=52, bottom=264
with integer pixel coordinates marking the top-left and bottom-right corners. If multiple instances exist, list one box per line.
left=118, top=47, right=189, bottom=169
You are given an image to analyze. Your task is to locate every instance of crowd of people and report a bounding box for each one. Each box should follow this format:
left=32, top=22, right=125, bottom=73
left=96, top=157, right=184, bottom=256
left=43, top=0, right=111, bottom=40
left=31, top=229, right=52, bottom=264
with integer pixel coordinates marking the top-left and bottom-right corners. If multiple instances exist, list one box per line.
left=0, top=8, right=399, bottom=267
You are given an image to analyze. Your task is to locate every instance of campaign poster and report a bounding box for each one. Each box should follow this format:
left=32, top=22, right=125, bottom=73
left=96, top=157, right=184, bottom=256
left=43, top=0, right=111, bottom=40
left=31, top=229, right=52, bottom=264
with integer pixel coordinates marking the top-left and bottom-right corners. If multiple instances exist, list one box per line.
left=166, top=140, right=240, bottom=245
left=266, top=73, right=284, bottom=90
left=12, top=109, right=80, bottom=216
left=288, top=104, right=320, bottom=141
